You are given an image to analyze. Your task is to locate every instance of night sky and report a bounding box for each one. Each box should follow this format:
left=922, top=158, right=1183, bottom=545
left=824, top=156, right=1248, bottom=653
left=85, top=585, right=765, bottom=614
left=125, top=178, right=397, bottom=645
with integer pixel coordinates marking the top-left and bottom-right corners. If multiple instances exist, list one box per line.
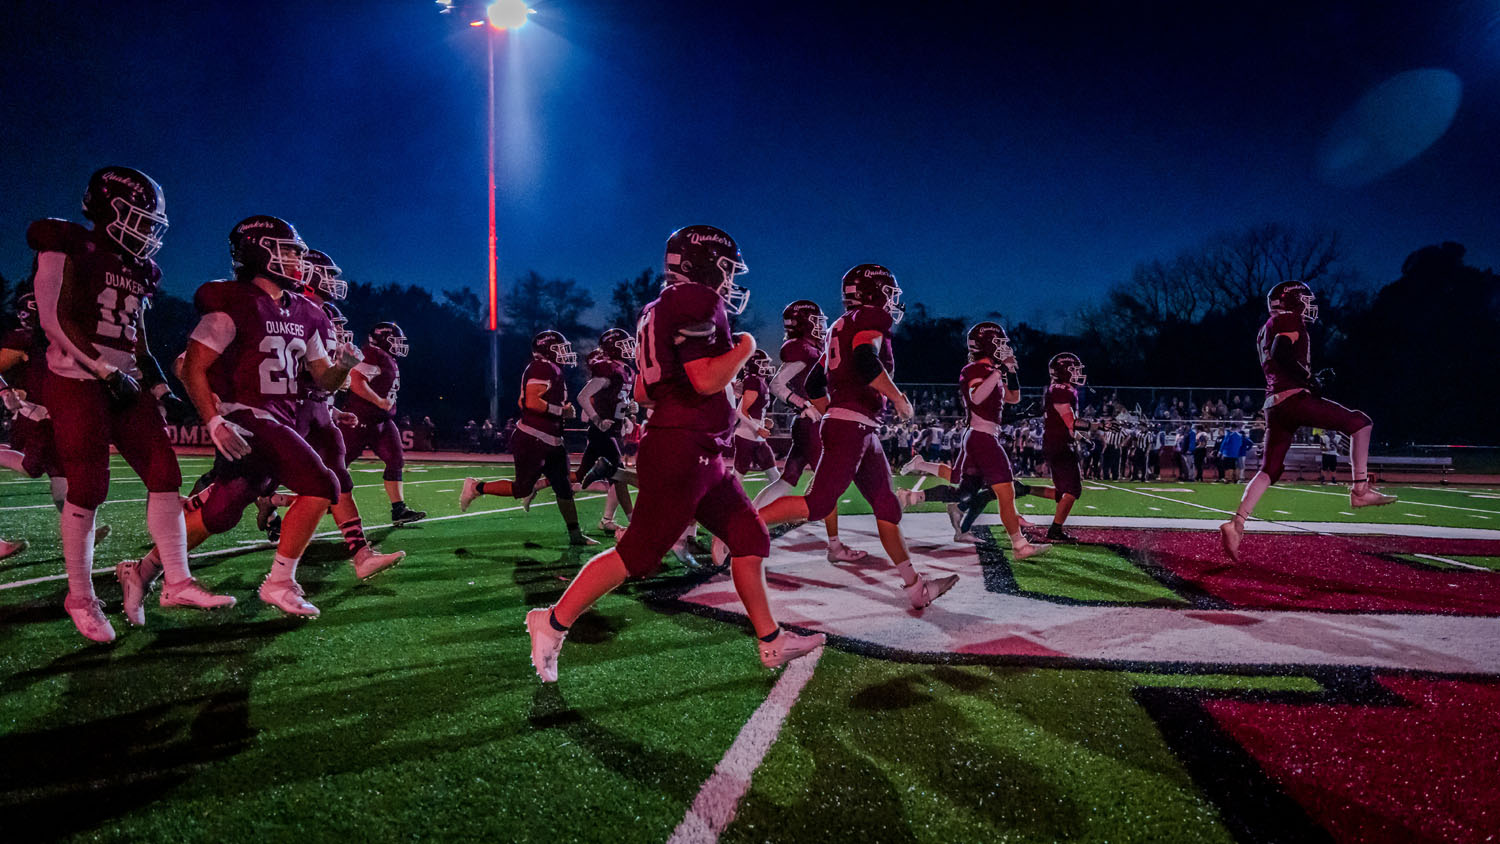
left=3, top=0, right=1497, bottom=332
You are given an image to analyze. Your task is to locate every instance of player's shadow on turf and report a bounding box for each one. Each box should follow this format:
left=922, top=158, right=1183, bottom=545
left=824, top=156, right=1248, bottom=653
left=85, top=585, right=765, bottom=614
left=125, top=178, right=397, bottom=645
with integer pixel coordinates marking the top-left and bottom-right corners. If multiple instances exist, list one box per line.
left=526, top=684, right=709, bottom=804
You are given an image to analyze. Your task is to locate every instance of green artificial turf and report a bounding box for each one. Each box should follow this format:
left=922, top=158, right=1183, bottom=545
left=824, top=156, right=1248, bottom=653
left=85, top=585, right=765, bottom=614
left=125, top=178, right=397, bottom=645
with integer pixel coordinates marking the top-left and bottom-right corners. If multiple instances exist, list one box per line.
left=0, top=458, right=1493, bottom=842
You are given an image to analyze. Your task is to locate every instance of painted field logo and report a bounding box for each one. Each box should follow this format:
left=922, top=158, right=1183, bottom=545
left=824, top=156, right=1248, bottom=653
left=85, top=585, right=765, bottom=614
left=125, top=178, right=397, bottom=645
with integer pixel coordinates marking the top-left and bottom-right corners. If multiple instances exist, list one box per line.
left=668, top=513, right=1500, bottom=676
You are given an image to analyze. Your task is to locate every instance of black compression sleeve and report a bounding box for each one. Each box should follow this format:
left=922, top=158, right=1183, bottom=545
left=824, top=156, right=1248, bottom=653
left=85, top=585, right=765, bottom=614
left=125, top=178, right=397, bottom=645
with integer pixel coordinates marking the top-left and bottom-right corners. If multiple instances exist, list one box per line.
left=805, top=361, right=828, bottom=400
left=1269, top=335, right=1308, bottom=385
left=853, top=344, right=884, bottom=383
left=138, top=351, right=168, bottom=389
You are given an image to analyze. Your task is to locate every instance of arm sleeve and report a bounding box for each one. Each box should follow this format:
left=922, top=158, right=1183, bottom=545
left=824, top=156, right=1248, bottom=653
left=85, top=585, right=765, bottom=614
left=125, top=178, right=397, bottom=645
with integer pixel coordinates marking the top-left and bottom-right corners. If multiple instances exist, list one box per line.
left=769, top=360, right=807, bottom=404
left=805, top=360, right=828, bottom=400
left=188, top=312, right=238, bottom=354
left=578, top=377, right=607, bottom=423
left=853, top=343, right=885, bottom=383
left=34, top=252, right=106, bottom=377
left=1269, top=334, right=1309, bottom=384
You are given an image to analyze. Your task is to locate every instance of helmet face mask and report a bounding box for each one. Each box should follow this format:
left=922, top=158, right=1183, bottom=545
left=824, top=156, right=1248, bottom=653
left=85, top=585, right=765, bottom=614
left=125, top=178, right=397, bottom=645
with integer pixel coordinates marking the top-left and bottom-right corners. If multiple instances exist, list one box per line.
left=842, top=264, right=904, bottom=324
left=1268, top=280, right=1319, bottom=323
left=745, top=349, right=775, bottom=378
left=16, top=293, right=38, bottom=332
left=714, top=254, right=751, bottom=315
left=82, top=167, right=168, bottom=262
left=322, top=302, right=354, bottom=347
left=370, top=322, right=409, bottom=357
left=304, top=250, right=347, bottom=300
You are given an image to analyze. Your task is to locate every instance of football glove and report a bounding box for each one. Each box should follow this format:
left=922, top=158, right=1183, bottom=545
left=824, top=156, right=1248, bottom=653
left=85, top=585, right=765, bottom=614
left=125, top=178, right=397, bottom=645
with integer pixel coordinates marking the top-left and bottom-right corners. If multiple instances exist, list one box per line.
left=0, top=386, right=22, bottom=414
left=207, top=415, right=254, bottom=461
left=102, top=368, right=141, bottom=408
left=152, top=386, right=193, bottom=425
left=1312, top=368, right=1336, bottom=394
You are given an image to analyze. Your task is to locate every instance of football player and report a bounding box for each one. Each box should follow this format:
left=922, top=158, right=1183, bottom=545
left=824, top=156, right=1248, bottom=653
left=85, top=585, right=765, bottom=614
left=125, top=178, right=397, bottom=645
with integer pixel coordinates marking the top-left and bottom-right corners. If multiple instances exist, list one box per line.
left=297, top=251, right=404, bottom=574
left=29, top=166, right=228, bottom=641
left=1018, top=352, right=1089, bottom=543
left=576, top=328, right=638, bottom=532
left=898, top=322, right=1051, bottom=556
left=732, top=349, right=779, bottom=484
left=526, top=225, right=824, bottom=682
left=756, top=299, right=870, bottom=563
left=734, top=264, right=959, bottom=609
left=343, top=321, right=425, bottom=526
left=461, top=330, right=597, bottom=546
left=1219, top=281, right=1395, bottom=559
left=158, top=215, right=363, bottom=618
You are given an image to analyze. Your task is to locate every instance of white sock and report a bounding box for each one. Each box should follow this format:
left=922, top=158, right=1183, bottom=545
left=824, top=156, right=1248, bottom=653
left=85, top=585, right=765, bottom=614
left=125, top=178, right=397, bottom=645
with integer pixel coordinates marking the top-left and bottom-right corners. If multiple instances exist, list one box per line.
left=60, top=502, right=97, bottom=600
left=139, top=546, right=163, bottom=581
left=895, top=559, right=918, bottom=587
left=147, top=491, right=192, bottom=587
left=1350, top=426, right=1371, bottom=485
left=827, top=535, right=841, bottom=548
left=1235, top=472, right=1273, bottom=520
left=752, top=477, right=794, bottom=510
left=269, top=552, right=299, bottom=584
left=0, top=449, right=24, bottom=474
left=49, top=476, right=68, bottom=511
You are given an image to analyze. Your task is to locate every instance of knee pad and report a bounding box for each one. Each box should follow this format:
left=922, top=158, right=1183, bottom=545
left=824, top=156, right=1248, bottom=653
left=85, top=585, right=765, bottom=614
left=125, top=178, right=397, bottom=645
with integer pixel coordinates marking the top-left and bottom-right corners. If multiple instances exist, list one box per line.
left=382, top=465, right=403, bottom=482
left=64, top=471, right=109, bottom=511
left=199, top=481, right=252, bottom=535
left=871, top=491, right=903, bottom=525
left=1352, top=411, right=1372, bottom=432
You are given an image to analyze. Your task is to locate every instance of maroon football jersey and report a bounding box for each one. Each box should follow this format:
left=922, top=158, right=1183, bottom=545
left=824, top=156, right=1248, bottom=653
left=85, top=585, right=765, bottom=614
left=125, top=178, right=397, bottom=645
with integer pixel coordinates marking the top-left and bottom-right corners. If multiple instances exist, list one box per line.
left=1257, top=312, right=1312, bottom=396
left=27, top=220, right=161, bottom=380
left=345, top=344, right=400, bottom=423
left=778, top=337, right=821, bottom=401
left=518, top=357, right=567, bottom=438
left=1043, top=383, right=1077, bottom=453
left=961, top=360, right=1004, bottom=425
left=297, top=294, right=342, bottom=403
left=736, top=373, right=770, bottom=439
left=587, top=357, right=634, bottom=423
left=635, top=283, right=735, bottom=439
left=824, top=305, right=895, bottom=421
left=190, top=280, right=332, bottom=426
left=1, top=327, right=46, bottom=398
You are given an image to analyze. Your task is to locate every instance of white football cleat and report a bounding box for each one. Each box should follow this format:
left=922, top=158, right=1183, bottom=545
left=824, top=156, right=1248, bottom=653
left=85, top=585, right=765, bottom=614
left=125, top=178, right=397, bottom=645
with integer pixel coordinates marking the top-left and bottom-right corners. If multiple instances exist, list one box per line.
left=1350, top=485, right=1397, bottom=508
left=0, top=538, right=27, bottom=560
left=905, top=573, right=959, bottom=610
left=64, top=594, right=116, bottom=643
left=160, top=578, right=237, bottom=610
left=826, top=541, right=869, bottom=563
left=599, top=517, right=625, bottom=533
left=1219, top=520, right=1243, bottom=561
left=758, top=629, right=826, bottom=669
left=93, top=524, right=111, bottom=544
left=898, top=457, right=923, bottom=476
left=353, top=546, right=405, bottom=580
left=1013, top=540, right=1051, bottom=560
left=116, top=560, right=154, bottom=626
left=894, top=486, right=924, bottom=511
left=458, top=478, right=482, bottom=513
left=259, top=579, right=319, bottom=617
left=525, top=607, right=566, bottom=682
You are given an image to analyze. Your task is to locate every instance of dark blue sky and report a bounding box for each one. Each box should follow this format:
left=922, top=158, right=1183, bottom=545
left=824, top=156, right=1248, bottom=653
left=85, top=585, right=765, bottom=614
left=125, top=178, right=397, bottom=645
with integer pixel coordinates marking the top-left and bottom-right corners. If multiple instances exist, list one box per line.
left=3, top=1, right=1497, bottom=333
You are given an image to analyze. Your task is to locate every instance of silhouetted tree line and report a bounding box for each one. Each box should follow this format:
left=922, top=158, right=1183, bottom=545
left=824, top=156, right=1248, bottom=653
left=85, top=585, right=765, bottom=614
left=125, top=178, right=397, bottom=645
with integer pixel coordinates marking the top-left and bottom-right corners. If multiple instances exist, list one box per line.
left=2, top=223, right=1495, bottom=444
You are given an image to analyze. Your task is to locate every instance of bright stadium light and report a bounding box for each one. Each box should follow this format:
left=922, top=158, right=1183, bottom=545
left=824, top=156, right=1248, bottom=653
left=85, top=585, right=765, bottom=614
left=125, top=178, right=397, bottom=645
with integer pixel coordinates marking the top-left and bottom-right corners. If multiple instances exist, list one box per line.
left=487, top=0, right=531, bottom=30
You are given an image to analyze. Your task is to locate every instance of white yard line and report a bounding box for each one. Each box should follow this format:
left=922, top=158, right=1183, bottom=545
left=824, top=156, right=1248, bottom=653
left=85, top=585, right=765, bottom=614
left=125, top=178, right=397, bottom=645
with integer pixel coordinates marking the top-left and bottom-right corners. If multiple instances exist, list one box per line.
left=0, top=498, right=145, bottom=512
left=666, top=647, right=823, bottom=844
left=0, top=494, right=603, bottom=592
left=1411, top=553, right=1490, bottom=572
left=1280, top=485, right=1500, bottom=515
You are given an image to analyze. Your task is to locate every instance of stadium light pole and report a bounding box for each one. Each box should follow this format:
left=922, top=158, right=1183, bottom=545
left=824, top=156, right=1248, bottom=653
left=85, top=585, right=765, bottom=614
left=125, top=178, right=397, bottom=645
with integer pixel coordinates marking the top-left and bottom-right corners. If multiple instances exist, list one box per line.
left=441, top=0, right=533, bottom=423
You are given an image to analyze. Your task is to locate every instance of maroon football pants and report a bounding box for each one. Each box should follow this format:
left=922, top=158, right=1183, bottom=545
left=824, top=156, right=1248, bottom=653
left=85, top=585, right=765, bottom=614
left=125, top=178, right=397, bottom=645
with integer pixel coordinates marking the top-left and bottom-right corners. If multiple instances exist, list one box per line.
left=343, top=417, right=405, bottom=482
left=44, top=372, right=181, bottom=509
left=615, top=428, right=770, bottom=577
left=780, top=415, right=821, bottom=485
left=1261, top=391, right=1372, bottom=482
left=803, top=417, right=902, bottom=524
left=296, top=400, right=353, bottom=495
left=197, top=411, right=338, bottom=534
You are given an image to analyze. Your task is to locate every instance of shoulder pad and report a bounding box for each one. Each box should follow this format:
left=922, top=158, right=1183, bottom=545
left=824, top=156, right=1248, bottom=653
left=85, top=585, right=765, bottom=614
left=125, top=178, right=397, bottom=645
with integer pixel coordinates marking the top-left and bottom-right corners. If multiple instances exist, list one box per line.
left=26, top=218, right=90, bottom=255
left=193, top=280, right=242, bottom=315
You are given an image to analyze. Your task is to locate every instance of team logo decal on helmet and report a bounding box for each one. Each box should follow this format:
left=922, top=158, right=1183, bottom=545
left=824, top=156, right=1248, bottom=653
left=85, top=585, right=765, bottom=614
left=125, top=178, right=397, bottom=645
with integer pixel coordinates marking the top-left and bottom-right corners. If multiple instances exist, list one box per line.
left=598, top=327, right=637, bottom=362
left=532, top=329, right=577, bottom=366
left=304, top=249, right=347, bottom=300
left=370, top=322, right=409, bottom=357
left=230, top=215, right=308, bottom=290
left=966, top=321, right=1012, bottom=364
left=82, top=166, right=168, bottom=262
left=782, top=299, right=827, bottom=342
left=1267, top=280, right=1319, bottom=323
left=664, top=224, right=750, bottom=315
left=1049, top=352, right=1086, bottom=386
left=841, top=264, right=905, bottom=324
